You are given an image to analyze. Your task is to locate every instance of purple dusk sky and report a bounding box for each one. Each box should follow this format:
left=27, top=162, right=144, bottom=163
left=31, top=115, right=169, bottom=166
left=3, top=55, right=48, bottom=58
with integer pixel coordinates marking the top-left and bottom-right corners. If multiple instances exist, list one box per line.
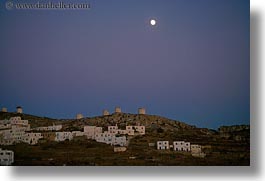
left=0, top=0, right=249, bottom=129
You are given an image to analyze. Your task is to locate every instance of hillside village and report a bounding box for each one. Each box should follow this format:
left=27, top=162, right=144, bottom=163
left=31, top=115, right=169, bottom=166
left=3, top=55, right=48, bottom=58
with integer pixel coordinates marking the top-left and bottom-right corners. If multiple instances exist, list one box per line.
left=0, top=106, right=250, bottom=166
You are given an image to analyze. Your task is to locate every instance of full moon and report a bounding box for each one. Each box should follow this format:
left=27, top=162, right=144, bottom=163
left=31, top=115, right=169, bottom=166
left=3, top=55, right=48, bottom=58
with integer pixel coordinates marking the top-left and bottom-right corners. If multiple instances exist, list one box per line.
left=150, top=19, right=156, bottom=26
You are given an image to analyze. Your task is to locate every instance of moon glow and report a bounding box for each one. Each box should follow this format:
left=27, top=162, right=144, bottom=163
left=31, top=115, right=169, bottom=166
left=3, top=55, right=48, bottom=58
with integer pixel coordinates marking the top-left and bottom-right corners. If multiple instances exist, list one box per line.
left=150, top=19, right=156, bottom=26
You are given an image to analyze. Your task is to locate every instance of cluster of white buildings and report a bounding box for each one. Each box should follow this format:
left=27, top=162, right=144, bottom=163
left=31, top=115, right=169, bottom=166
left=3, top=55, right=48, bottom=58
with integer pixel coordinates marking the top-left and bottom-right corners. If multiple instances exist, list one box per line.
left=0, top=117, right=41, bottom=145
left=0, top=117, right=65, bottom=145
left=157, top=141, right=206, bottom=158
left=83, top=124, right=145, bottom=147
left=0, top=148, right=14, bottom=166
left=0, top=116, right=145, bottom=149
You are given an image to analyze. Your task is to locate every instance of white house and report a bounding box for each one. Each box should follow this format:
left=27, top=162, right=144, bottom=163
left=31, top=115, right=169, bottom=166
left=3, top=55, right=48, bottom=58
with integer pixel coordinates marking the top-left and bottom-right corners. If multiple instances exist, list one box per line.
left=0, top=120, right=11, bottom=129
left=111, top=136, right=127, bottom=146
left=10, top=117, right=29, bottom=127
left=108, top=125, right=118, bottom=134
left=0, top=129, right=16, bottom=145
left=34, top=125, right=62, bottom=131
left=72, top=131, right=85, bottom=137
left=117, top=129, right=128, bottom=135
left=84, top=126, right=102, bottom=139
left=95, top=132, right=115, bottom=144
left=157, top=141, right=170, bottom=150
left=173, top=141, right=191, bottom=152
left=191, top=144, right=206, bottom=158
left=191, top=144, right=202, bottom=154
left=114, top=147, right=127, bottom=152
left=134, top=126, right=145, bottom=135
left=0, top=148, right=14, bottom=166
left=0, top=126, right=29, bottom=145
left=22, top=133, right=43, bottom=145
left=55, top=132, right=73, bottom=142
left=125, top=126, right=135, bottom=136
left=95, top=132, right=126, bottom=146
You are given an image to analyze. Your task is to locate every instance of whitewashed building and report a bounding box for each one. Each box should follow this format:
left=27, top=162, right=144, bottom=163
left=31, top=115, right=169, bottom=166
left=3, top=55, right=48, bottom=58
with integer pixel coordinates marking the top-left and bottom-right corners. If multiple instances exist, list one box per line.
left=0, top=148, right=14, bottom=166
left=95, top=132, right=115, bottom=144
left=125, top=126, right=135, bottom=136
left=34, top=125, right=62, bottom=131
left=55, top=132, right=73, bottom=142
left=95, top=132, right=126, bottom=146
left=134, top=126, right=145, bottom=135
left=0, top=120, right=11, bottom=129
left=125, top=125, right=145, bottom=135
left=117, top=129, right=128, bottom=135
left=108, top=125, right=118, bottom=134
left=112, top=136, right=127, bottom=146
left=10, top=117, right=29, bottom=127
left=157, top=141, right=170, bottom=150
left=84, top=126, right=102, bottom=139
left=72, top=131, right=85, bottom=137
left=173, top=141, right=191, bottom=152
left=22, top=133, right=43, bottom=145
left=191, top=144, right=206, bottom=158
left=114, top=147, right=127, bottom=152
left=0, top=129, right=16, bottom=145
left=0, top=125, right=29, bottom=145
left=191, top=144, right=202, bottom=154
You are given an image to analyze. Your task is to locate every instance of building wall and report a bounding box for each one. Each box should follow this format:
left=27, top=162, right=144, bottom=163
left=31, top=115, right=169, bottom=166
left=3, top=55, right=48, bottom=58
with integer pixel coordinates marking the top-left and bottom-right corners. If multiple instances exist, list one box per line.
left=10, top=117, right=29, bottom=127
left=173, top=141, right=191, bottom=151
left=0, top=148, right=14, bottom=166
left=55, top=132, right=73, bottom=142
left=22, top=133, right=43, bottom=145
left=157, top=141, right=170, bottom=150
left=84, top=126, right=102, bottom=139
left=108, top=125, right=118, bottom=134
left=72, top=131, right=85, bottom=137
left=35, top=125, right=62, bottom=131
left=134, top=126, right=145, bottom=135
left=114, top=147, right=127, bottom=152
left=191, top=144, right=202, bottom=154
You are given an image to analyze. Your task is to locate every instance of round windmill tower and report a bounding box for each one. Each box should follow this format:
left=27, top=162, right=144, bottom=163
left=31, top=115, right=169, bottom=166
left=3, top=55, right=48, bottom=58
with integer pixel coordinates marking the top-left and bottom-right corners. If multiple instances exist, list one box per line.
left=16, top=106, right=23, bottom=114
left=103, top=109, right=110, bottom=116
left=1, top=107, right=7, bottom=112
left=138, top=108, right=146, bottom=115
left=115, top=107, right=121, bottom=113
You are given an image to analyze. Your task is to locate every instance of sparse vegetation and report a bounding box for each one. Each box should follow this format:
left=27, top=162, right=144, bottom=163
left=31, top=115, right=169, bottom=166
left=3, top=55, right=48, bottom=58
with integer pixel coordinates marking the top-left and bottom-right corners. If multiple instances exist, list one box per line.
left=0, top=112, right=249, bottom=166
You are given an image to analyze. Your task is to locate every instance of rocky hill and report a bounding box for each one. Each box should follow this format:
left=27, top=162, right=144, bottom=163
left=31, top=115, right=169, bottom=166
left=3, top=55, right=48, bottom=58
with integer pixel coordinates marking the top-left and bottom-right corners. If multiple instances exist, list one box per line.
left=0, top=111, right=250, bottom=166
